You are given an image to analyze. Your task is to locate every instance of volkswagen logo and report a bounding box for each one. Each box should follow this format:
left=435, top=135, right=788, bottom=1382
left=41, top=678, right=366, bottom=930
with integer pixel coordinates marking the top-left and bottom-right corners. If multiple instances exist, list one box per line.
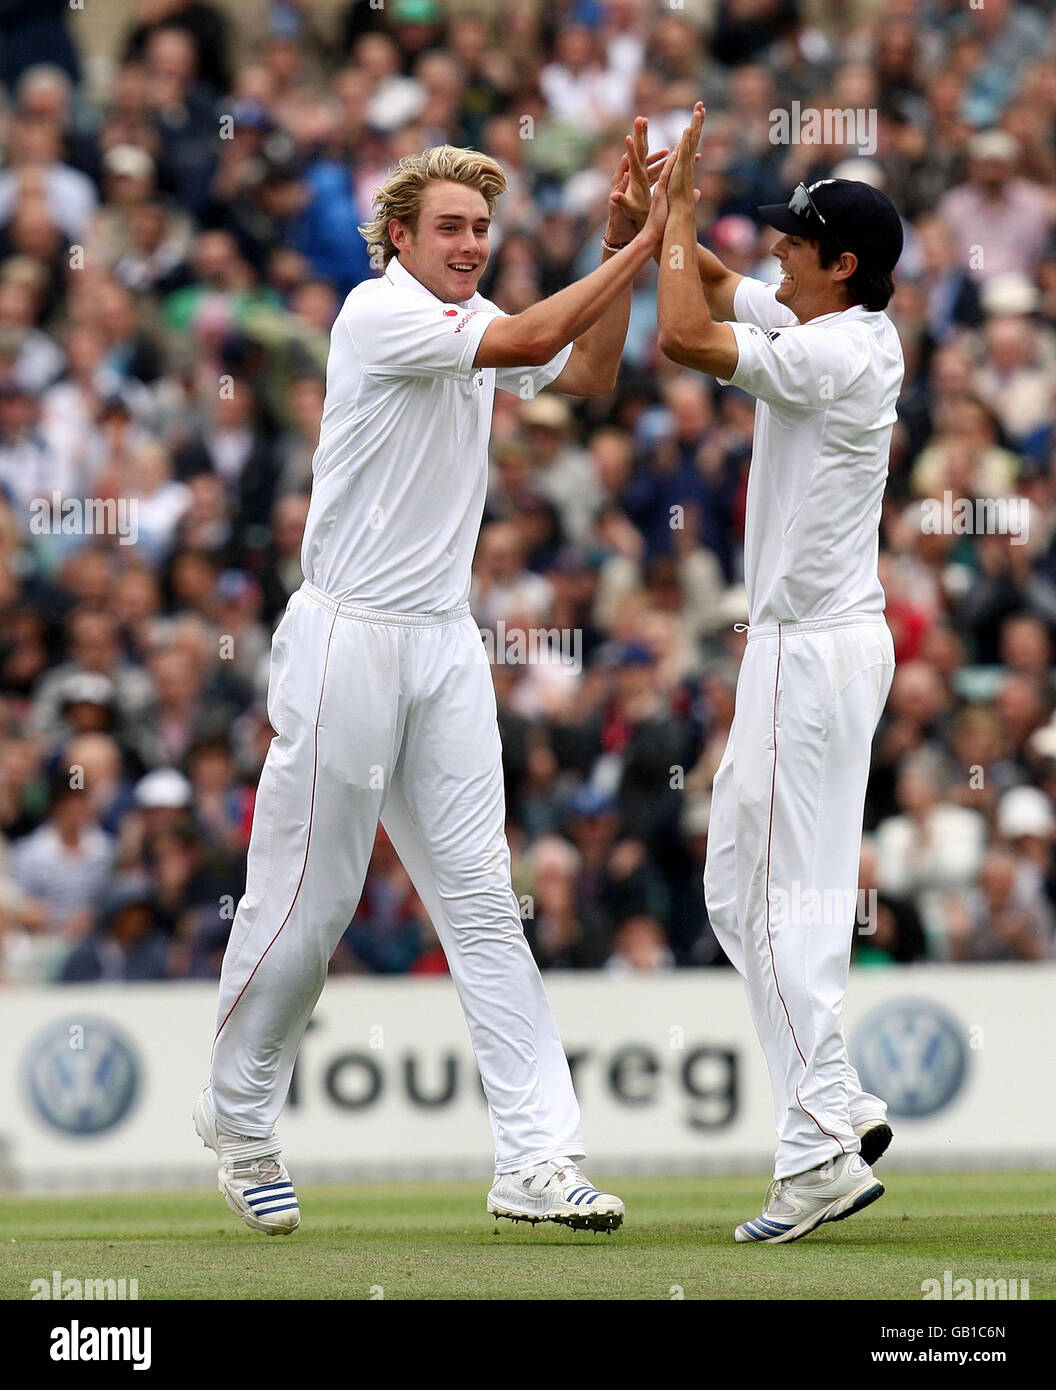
left=23, top=1017, right=140, bottom=1136
left=850, top=999, right=967, bottom=1118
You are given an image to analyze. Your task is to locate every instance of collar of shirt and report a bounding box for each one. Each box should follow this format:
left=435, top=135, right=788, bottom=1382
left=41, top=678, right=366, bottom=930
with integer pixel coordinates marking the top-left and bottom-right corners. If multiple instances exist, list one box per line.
left=801, top=303, right=874, bottom=327
left=384, top=254, right=485, bottom=313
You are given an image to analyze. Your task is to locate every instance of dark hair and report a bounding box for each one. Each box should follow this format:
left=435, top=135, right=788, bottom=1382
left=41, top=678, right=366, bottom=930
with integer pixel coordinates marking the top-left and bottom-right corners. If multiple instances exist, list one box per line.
left=813, top=234, right=895, bottom=312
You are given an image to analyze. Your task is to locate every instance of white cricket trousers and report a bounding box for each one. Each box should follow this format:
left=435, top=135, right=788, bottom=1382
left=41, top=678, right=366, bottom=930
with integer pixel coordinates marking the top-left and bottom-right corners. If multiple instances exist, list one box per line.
left=704, top=615, right=895, bottom=1180
left=210, top=582, right=584, bottom=1171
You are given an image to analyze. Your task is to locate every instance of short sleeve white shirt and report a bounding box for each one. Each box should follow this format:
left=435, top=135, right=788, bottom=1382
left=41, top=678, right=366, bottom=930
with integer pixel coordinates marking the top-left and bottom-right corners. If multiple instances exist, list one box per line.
left=301, top=256, right=572, bottom=612
left=720, top=277, right=905, bottom=625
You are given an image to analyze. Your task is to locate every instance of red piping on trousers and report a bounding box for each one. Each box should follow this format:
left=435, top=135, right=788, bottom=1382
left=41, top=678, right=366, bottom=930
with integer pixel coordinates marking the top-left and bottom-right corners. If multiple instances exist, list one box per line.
left=762, top=623, right=846, bottom=1155
left=214, top=610, right=339, bottom=1043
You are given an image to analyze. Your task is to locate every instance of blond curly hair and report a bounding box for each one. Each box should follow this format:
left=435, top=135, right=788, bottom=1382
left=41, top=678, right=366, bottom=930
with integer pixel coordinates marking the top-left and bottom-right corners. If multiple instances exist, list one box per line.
left=358, top=145, right=508, bottom=267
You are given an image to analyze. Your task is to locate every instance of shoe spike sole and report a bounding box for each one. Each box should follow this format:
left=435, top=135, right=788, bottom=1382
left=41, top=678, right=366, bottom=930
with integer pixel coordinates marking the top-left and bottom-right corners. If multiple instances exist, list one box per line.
left=858, top=1123, right=893, bottom=1165
left=492, top=1211, right=622, bottom=1234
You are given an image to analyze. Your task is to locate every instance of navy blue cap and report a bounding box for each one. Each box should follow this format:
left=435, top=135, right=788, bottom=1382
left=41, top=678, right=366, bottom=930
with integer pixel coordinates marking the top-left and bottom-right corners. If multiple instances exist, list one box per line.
left=758, top=179, right=903, bottom=274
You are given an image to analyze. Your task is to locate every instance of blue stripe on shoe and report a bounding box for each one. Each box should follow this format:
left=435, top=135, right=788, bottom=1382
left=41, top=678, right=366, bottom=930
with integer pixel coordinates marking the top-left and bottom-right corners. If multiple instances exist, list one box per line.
left=575, top=1189, right=600, bottom=1205
left=741, top=1221, right=772, bottom=1241
left=742, top=1220, right=774, bottom=1240
left=744, top=1217, right=791, bottom=1239
left=251, top=1201, right=299, bottom=1216
left=753, top=1219, right=792, bottom=1236
left=565, top=1186, right=591, bottom=1203
left=243, top=1181, right=293, bottom=1197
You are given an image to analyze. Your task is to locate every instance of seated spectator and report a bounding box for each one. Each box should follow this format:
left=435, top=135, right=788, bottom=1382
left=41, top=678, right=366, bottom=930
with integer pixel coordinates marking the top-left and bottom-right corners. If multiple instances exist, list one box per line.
left=974, top=311, right=1055, bottom=453
left=946, top=848, right=1054, bottom=962
left=938, top=129, right=1052, bottom=285
left=995, top=784, right=1056, bottom=916
left=333, top=828, right=431, bottom=975
left=853, top=839, right=928, bottom=967
left=64, top=731, right=134, bottom=837
left=31, top=605, right=153, bottom=744
left=540, top=23, right=633, bottom=134
left=60, top=873, right=170, bottom=982
left=0, top=114, right=97, bottom=242
left=604, top=914, right=674, bottom=974
left=523, top=833, right=609, bottom=970
left=174, top=376, right=280, bottom=549
left=8, top=772, right=115, bottom=963
left=874, top=750, right=987, bottom=954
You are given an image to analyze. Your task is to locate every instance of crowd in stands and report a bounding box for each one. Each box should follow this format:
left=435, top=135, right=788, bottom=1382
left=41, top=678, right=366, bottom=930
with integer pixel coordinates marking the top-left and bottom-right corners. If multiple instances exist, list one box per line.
left=0, top=0, right=1054, bottom=983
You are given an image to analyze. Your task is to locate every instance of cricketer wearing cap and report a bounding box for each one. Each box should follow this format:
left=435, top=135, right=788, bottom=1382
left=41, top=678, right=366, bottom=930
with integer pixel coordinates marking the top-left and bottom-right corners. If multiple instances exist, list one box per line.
left=194, top=133, right=676, bottom=1237
left=630, top=107, right=904, bottom=1243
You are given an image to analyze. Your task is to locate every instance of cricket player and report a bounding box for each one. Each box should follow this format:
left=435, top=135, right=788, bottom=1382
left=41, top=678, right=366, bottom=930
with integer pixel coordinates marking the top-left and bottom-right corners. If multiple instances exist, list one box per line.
left=627, top=108, right=904, bottom=1242
left=194, top=132, right=672, bottom=1235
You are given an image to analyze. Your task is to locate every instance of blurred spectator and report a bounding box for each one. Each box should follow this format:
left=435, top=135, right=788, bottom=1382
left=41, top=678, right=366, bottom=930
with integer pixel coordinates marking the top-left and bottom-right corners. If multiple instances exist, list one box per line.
left=0, top=2, right=80, bottom=91
left=334, top=827, right=432, bottom=974
left=122, top=0, right=231, bottom=98
left=32, top=606, right=153, bottom=743
left=8, top=772, right=114, bottom=948
left=947, top=848, right=1054, bottom=962
left=540, top=24, right=634, bottom=134
left=523, top=833, right=608, bottom=970
left=852, top=838, right=928, bottom=967
left=604, top=914, right=674, bottom=973
left=60, top=873, right=170, bottom=982
left=874, top=750, right=988, bottom=954
left=996, top=784, right=1056, bottom=917
left=938, top=129, right=1053, bottom=285
left=0, top=114, right=97, bottom=241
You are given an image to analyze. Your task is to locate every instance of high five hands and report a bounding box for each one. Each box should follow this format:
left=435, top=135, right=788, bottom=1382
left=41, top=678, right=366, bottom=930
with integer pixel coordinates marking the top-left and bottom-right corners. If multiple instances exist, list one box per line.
left=609, top=103, right=705, bottom=254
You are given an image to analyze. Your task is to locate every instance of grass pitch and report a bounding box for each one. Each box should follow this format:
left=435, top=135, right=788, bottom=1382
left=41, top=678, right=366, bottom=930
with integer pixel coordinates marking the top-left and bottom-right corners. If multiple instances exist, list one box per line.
left=1, top=1172, right=1053, bottom=1300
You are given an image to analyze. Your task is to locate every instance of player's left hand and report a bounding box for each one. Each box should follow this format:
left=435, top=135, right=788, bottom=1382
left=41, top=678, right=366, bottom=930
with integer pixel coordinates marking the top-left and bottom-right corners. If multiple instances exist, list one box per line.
left=606, top=115, right=671, bottom=243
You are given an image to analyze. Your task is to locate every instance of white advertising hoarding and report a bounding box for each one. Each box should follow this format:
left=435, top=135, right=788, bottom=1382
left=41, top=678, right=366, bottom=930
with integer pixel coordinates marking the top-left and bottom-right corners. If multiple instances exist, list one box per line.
left=2, top=965, right=1054, bottom=1189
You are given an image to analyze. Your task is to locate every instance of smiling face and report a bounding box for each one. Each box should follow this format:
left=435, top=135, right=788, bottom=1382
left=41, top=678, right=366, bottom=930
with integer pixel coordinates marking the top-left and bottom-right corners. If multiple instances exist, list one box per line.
left=771, top=231, right=854, bottom=322
left=390, top=179, right=491, bottom=303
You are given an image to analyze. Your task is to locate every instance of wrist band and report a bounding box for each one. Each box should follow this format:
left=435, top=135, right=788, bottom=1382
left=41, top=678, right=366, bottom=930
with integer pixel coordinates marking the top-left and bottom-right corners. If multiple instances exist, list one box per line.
left=602, top=236, right=631, bottom=252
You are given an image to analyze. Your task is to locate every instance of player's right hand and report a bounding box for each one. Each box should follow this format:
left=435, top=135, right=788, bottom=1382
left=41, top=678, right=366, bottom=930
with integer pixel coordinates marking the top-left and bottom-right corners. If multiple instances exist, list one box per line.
left=610, top=114, right=702, bottom=237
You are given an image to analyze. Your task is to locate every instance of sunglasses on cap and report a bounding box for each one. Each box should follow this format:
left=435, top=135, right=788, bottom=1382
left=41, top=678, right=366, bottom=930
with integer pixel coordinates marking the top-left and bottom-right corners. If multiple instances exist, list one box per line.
left=788, top=182, right=827, bottom=225
left=788, top=181, right=848, bottom=252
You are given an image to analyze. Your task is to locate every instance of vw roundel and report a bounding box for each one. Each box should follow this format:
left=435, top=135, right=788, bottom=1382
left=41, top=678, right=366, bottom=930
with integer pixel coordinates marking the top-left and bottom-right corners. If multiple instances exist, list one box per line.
left=851, top=999, right=968, bottom=1118
left=23, top=1016, right=141, bottom=1135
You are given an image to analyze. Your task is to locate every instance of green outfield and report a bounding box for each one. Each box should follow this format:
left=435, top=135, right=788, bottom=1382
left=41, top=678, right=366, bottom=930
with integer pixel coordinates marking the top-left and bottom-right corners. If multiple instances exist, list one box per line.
left=1, top=1172, right=1052, bottom=1301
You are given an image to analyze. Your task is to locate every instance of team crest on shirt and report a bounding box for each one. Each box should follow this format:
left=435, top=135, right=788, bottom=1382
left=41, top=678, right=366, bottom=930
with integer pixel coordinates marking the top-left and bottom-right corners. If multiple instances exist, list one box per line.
left=765, top=330, right=781, bottom=340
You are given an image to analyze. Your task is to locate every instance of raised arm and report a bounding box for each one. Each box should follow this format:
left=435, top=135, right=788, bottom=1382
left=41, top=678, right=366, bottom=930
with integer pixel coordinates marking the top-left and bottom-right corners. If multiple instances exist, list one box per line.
left=655, top=111, right=738, bottom=379
left=696, top=244, right=743, bottom=323
left=471, top=228, right=657, bottom=369
left=610, top=103, right=743, bottom=322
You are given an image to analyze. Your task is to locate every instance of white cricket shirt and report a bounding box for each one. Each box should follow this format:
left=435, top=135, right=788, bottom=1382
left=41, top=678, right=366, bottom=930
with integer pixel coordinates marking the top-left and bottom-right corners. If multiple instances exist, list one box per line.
left=301, top=255, right=572, bottom=612
left=721, top=277, right=904, bottom=625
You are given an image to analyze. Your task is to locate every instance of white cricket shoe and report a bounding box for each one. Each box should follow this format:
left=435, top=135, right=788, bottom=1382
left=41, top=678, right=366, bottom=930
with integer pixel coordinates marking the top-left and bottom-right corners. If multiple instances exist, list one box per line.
left=193, top=1087, right=300, bottom=1236
left=487, top=1156, right=625, bottom=1233
left=734, top=1152, right=884, bottom=1244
